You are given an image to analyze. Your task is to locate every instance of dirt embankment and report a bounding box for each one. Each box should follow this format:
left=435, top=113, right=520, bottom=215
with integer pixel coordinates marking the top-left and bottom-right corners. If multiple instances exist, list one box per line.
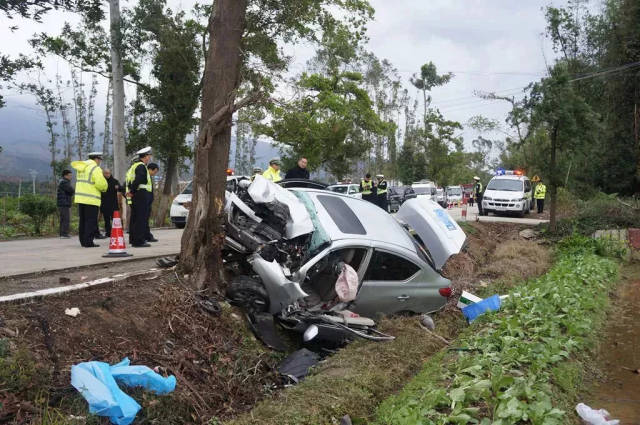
left=0, top=271, right=279, bottom=424
left=0, top=222, right=551, bottom=425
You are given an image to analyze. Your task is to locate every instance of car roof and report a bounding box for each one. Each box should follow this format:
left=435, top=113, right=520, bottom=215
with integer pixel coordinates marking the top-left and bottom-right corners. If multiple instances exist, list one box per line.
left=489, top=175, right=529, bottom=181
left=294, top=189, right=417, bottom=252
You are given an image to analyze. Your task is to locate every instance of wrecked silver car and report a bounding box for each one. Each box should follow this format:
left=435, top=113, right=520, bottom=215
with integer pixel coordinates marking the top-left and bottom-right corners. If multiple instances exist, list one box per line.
left=224, top=176, right=466, bottom=329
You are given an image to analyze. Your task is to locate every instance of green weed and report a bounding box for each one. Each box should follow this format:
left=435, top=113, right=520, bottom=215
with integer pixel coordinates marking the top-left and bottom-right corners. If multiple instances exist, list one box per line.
left=375, top=236, right=618, bottom=424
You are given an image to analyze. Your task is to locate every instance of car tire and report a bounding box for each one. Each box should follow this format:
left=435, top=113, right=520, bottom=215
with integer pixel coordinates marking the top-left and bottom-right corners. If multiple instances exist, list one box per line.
left=518, top=205, right=526, bottom=218
left=227, top=275, right=269, bottom=314
left=174, top=222, right=186, bottom=229
left=525, top=201, right=531, bottom=215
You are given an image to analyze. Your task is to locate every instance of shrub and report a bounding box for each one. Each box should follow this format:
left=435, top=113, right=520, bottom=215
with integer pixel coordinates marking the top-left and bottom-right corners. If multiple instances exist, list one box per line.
left=18, top=195, right=57, bottom=235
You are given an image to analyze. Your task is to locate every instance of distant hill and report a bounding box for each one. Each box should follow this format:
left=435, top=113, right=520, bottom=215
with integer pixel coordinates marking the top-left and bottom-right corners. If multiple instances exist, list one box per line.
left=0, top=101, right=281, bottom=181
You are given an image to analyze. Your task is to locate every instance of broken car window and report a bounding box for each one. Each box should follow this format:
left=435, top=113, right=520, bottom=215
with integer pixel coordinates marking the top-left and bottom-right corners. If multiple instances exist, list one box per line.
left=364, top=250, right=420, bottom=281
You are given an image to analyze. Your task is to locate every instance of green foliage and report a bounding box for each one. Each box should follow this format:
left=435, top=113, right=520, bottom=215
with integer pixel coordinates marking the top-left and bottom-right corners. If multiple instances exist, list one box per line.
left=376, top=237, right=618, bottom=424
left=553, top=192, right=640, bottom=238
left=18, top=194, right=57, bottom=235
left=0, top=345, right=51, bottom=400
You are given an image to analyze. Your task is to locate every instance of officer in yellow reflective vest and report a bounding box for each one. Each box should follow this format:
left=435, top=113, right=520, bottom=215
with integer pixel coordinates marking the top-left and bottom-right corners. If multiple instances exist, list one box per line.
left=376, top=174, right=388, bottom=212
left=71, top=152, right=108, bottom=247
left=126, top=146, right=153, bottom=247
left=360, top=173, right=376, bottom=204
left=534, top=178, right=547, bottom=214
left=262, top=158, right=282, bottom=182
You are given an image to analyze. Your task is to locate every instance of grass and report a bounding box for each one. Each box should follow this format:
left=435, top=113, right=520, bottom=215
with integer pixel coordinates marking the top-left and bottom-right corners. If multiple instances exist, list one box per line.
left=226, top=314, right=464, bottom=425
left=373, top=236, right=620, bottom=424
left=481, top=240, right=550, bottom=283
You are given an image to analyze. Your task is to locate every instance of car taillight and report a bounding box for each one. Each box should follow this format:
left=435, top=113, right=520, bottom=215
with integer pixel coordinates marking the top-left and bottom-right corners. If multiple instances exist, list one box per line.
left=439, top=287, right=452, bottom=297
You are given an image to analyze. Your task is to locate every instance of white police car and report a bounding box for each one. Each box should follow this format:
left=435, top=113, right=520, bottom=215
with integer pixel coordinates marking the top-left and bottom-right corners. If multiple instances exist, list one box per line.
left=481, top=170, right=533, bottom=217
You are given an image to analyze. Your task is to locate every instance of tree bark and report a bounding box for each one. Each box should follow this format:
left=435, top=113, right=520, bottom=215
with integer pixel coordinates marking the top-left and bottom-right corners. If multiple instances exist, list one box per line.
left=109, top=0, right=126, bottom=184
left=549, top=123, right=559, bottom=233
left=179, top=0, right=248, bottom=292
left=153, top=155, right=178, bottom=227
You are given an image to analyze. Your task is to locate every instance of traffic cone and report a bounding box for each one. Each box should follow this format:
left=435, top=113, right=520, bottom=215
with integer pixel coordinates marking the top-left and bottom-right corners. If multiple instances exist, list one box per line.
left=461, top=204, right=468, bottom=221
left=103, top=210, right=132, bottom=257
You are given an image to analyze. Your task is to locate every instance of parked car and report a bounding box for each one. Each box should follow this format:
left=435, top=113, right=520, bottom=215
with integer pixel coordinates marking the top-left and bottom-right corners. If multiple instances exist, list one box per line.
left=446, top=185, right=463, bottom=206
left=170, top=175, right=249, bottom=228
left=482, top=171, right=533, bottom=217
left=436, top=188, right=446, bottom=207
left=224, top=176, right=465, bottom=319
left=388, top=186, right=416, bottom=212
left=327, top=183, right=362, bottom=199
left=412, top=182, right=437, bottom=201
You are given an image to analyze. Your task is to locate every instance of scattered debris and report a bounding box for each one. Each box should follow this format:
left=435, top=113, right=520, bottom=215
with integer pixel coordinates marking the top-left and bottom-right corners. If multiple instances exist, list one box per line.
left=340, top=415, right=353, bottom=425
left=156, top=256, right=178, bottom=268
left=621, top=366, right=640, bottom=374
left=59, top=276, right=71, bottom=284
left=419, top=314, right=435, bottom=331
left=64, top=307, right=81, bottom=317
left=519, top=228, right=539, bottom=239
left=277, top=348, right=320, bottom=386
left=575, top=403, right=620, bottom=425
left=461, top=295, right=501, bottom=322
left=195, top=295, right=221, bottom=316
left=71, top=357, right=176, bottom=425
left=456, top=290, right=482, bottom=309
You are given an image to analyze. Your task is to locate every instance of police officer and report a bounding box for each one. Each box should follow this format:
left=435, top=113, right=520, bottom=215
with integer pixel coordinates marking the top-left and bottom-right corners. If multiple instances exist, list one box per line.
left=126, top=147, right=153, bottom=247
left=71, top=152, right=108, bottom=247
left=251, top=167, right=263, bottom=181
left=376, top=174, right=388, bottom=211
left=534, top=178, right=547, bottom=214
left=473, top=176, right=484, bottom=215
left=145, top=163, right=160, bottom=242
left=360, top=173, right=376, bottom=204
left=262, top=158, right=282, bottom=182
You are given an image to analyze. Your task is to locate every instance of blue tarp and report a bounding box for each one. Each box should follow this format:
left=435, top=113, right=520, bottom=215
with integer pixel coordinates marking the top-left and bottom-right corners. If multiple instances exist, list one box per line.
left=71, top=357, right=176, bottom=425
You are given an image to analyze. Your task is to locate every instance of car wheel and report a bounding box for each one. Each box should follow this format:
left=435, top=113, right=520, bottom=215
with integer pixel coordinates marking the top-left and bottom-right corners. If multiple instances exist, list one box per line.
left=518, top=205, right=526, bottom=218
left=525, top=201, right=531, bottom=215
left=174, top=222, right=186, bottom=229
left=227, top=275, right=269, bottom=314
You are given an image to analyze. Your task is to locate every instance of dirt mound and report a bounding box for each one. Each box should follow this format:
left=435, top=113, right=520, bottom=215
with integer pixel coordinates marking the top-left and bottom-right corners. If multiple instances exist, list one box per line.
left=0, top=272, right=278, bottom=424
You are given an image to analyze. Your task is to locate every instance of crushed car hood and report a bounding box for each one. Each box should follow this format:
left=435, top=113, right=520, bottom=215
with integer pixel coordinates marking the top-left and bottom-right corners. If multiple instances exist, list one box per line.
left=248, top=175, right=314, bottom=239
left=396, top=198, right=466, bottom=270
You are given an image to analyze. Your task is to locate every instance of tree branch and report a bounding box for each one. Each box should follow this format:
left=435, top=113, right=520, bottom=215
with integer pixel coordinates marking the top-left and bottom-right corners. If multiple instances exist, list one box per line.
left=199, top=91, right=264, bottom=148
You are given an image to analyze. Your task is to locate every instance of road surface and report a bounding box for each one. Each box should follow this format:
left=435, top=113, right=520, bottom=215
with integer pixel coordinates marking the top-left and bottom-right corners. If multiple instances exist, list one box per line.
left=0, top=228, right=182, bottom=278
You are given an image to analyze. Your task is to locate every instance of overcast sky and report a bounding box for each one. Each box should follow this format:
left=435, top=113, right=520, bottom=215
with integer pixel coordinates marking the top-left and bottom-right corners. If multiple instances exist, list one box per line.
left=1, top=0, right=589, bottom=150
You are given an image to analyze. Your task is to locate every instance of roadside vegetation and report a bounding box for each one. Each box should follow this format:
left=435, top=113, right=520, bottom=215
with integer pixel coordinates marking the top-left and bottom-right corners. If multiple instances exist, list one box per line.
left=374, top=235, right=621, bottom=424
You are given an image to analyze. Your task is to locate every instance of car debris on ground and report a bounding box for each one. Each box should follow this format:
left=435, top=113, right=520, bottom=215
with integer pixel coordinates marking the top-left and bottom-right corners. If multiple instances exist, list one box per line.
left=575, top=403, right=620, bottom=425
left=222, top=175, right=466, bottom=349
left=64, top=307, right=81, bottom=317
left=71, top=357, right=176, bottom=425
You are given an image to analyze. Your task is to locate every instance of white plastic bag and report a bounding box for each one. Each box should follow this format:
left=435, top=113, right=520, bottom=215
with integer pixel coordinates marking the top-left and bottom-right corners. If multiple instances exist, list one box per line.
left=575, top=403, right=619, bottom=425
left=335, top=263, right=358, bottom=302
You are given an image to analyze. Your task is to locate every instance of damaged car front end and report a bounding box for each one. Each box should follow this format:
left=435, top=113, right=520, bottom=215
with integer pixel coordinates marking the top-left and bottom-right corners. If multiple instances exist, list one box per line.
left=223, top=176, right=466, bottom=346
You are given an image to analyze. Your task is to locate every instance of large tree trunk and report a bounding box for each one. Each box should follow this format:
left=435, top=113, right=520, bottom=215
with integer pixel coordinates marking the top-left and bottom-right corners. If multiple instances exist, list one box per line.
left=153, top=155, right=178, bottom=227
left=549, top=124, right=558, bottom=233
left=179, top=0, right=248, bottom=292
left=109, top=0, right=126, bottom=185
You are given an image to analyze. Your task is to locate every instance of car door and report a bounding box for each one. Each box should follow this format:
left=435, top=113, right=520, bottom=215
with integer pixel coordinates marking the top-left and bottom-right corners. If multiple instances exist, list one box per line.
left=348, top=184, right=362, bottom=198
left=351, top=249, right=434, bottom=317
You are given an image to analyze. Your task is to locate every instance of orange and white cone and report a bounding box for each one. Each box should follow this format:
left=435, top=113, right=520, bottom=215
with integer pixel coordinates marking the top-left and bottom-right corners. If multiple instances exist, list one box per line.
left=103, top=210, right=132, bottom=258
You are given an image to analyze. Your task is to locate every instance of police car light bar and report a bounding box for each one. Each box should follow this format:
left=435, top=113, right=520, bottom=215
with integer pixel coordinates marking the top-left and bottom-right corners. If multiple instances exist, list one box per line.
left=494, top=169, right=524, bottom=176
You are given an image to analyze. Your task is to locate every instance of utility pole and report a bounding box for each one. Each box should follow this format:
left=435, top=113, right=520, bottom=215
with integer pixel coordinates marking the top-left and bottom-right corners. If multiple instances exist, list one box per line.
left=109, top=0, right=126, bottom=185
left=29, top=170, right=38, bottom=195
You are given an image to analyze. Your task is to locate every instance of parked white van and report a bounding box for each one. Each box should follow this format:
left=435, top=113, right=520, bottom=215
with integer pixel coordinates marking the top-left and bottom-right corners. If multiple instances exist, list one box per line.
left=481, top=171, right=533, bottom=217
left=412, top=181, right=437, bottom=201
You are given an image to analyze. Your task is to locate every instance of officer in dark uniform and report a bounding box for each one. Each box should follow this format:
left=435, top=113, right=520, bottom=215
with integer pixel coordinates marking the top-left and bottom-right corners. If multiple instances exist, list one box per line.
left=126, top=147, right=153, bottom=247
left=376, top=174, right=388, bottom=211
left=474, top=176, right=484, bottom=215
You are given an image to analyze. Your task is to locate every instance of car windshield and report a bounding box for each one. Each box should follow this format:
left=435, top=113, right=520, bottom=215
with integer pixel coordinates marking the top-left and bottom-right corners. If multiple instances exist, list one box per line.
left=329, top=186, right=349, bottom=194
left=447, top=187, right=461, bottom=196
left=182, top=182, right=193, bottom=195
left=413, top=186, right=436, bottom=195
left=487, top=179, right=523, bottom=192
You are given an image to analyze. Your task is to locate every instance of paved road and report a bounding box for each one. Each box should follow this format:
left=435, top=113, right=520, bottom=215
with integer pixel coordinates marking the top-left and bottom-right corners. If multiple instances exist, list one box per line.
left=446, top=204, right=549, bottom=225
left=0, top=228, right=183, bottom=278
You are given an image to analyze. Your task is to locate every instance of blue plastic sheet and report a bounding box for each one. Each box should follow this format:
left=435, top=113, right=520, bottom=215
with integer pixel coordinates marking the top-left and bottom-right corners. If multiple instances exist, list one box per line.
left=461, top=294, right=501, bottom=322
left=71, top=357, right=176, bottom=425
